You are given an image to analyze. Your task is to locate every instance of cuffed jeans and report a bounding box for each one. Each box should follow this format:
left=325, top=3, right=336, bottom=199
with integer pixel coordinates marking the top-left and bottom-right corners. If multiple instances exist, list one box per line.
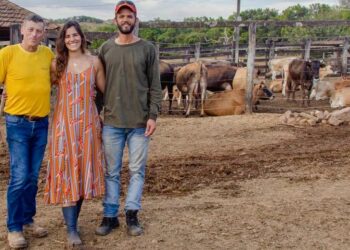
left=6, top=115, right=48, bottom=232
left=102, top=126, right=150, bottom=217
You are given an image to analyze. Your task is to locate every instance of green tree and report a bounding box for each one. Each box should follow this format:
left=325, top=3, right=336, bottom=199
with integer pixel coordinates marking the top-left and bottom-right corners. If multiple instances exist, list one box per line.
left=240, top=8, right=279, bottom=20
left=90, top=39, right=106, bottom=50
left=340, top=0, right=350, bottom=7
left=279, top=5, right=310, bottom=20
left=96, top=24, right=116, bottom=32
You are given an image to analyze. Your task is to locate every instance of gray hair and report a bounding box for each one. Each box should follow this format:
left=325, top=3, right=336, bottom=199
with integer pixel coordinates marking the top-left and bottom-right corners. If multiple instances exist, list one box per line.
left=23, top=14, right=44, bottom=24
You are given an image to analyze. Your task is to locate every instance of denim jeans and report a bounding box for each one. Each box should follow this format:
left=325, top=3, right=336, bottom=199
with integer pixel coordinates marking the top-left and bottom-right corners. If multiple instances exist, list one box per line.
left=6, top=115, right=48, bottom=232
left=102, top=125, right=150, bottom=217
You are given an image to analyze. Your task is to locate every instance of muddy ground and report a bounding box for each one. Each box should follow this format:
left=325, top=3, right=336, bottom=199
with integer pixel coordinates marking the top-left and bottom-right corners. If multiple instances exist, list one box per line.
left=1, top=90, right=350, bottom=249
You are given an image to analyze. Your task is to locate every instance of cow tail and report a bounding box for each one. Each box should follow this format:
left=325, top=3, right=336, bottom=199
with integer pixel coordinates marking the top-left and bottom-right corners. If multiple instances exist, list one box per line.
left=196, top=61, right=202, bottom=79
left=199, top=62, right=208, bottom=94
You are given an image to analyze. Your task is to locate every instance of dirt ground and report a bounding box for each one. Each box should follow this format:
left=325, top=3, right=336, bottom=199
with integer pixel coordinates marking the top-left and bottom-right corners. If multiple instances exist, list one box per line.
left=1, top=87, right=350, bottom=249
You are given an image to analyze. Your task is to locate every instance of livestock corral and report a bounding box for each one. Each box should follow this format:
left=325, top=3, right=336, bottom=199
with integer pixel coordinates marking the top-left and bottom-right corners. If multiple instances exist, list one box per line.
left=2, top=69, right=350, bottom=249
left=2, top=109, right=350, bottom=249
left=2, top=20, right=350, bottom=248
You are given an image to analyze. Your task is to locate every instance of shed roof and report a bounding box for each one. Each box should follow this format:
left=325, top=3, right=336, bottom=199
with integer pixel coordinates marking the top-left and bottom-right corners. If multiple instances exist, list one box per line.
left=0, top=0, right=34, bottom=27
left=0, top=0, right=59, bottom=30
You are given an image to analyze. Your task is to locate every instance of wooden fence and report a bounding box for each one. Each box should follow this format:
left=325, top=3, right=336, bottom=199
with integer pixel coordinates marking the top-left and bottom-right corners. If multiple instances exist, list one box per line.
left=3, top=20, right=350, bottom=113
left=154, top=39, right=345, bottom=69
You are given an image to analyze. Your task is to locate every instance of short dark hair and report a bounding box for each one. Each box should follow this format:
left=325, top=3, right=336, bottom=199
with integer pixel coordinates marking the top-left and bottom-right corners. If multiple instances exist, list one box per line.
left=23, top=14, right=44, bottom=24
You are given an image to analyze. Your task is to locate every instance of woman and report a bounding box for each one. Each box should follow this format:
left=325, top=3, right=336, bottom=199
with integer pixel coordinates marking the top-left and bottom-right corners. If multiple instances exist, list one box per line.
left=44, top=21, right=105, bottom=246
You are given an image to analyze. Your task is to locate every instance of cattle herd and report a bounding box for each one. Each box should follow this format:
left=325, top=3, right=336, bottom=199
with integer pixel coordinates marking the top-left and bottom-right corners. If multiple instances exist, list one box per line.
left=159, top=55, right=346, bottom=117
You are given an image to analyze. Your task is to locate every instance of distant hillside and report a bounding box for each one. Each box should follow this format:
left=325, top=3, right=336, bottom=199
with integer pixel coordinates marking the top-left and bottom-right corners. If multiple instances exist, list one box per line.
left=49, top=16, right=114, bottom=32
left=51, top=15, right=104, bottom=24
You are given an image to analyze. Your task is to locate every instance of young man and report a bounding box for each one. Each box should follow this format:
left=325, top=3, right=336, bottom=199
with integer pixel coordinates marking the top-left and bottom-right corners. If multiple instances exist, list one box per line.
left=0, top=14, right=54, bottom=249
left=95, top=0, right=162, bottom=236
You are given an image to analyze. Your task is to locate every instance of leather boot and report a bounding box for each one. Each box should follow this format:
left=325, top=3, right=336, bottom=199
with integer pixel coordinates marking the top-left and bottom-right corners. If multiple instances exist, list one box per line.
left=95, top=217, right=119, bottom=236
left=7, top=231, right=28, bottom=249
left=126, top=210, right=143, bottom=236
left=23, top=222, right=48, bottom=238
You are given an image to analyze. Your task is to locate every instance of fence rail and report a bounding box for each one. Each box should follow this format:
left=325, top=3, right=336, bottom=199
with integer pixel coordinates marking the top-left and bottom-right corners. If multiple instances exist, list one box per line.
left=139, top=20, right=350, bottom=28
left=3, top=20, right=350, bottom=114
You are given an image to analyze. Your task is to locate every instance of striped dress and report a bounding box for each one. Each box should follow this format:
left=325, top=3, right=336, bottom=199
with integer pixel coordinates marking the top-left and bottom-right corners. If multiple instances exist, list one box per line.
left=44, top=64, right=105, bottom=205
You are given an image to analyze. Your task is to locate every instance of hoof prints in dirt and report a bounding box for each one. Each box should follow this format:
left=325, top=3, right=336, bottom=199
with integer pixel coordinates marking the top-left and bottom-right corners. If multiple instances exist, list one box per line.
left=143, top=125, right=350, bottom=195
left=1, top=125, right=350, bottom=197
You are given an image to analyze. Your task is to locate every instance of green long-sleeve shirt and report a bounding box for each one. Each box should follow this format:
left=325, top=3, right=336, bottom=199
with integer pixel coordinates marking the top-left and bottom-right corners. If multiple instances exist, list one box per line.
left=99, top=38, right=162, bottom=128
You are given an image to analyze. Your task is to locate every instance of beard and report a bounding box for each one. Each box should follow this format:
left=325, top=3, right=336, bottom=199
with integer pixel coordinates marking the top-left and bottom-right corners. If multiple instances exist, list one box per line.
left=117, top=22, right=135, bottom=35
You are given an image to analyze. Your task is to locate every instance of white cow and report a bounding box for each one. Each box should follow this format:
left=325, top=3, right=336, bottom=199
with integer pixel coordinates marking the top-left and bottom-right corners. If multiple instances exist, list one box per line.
left=268, top=57, right=297, bottom=81
left=310, top=80, right=333, bottom=100
left=319, top=65, right=334, bottom=80
left=268, top=57, right=298, bottom=96
left=330, top=87, right=350, bottom=108
left=310, top=79, right=350, bottom=101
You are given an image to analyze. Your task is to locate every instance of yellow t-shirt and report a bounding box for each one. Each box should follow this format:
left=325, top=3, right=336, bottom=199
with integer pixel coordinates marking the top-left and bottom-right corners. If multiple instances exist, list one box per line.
left=0, top=44, right=54, bottom=117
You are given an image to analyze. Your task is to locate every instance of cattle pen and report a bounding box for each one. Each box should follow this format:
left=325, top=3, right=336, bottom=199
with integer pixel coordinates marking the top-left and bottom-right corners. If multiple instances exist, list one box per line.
left=124, top=19, right=350, bottom=115
left=3, top=20, right=349, bottom=116
left=3, top=17, right=350, bottom=249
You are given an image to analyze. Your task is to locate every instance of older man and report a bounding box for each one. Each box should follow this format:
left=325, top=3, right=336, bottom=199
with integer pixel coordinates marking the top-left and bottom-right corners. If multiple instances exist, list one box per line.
left=0, top=14, right=54, bottom=249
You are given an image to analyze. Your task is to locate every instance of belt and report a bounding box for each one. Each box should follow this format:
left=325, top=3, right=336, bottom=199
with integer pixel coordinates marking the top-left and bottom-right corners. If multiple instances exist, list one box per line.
left=21, top=115, right=47, bottom=121
left=5, top=113, right=48, bottom=121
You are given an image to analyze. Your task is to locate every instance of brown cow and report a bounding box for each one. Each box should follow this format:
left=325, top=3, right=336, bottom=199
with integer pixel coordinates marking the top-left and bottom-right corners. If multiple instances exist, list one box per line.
left=204, top=82, right=266, bottom=116
left=269, top=79, right=283, bottom=93
left=286, top=59, right=320, bottom=105
left=159, top=61, right=175, bottom=114
left=232, top=67, right=260, bottom=90
left=205, top=64, right=237, bottom=91
left=175, top=61, right=208, bottom=117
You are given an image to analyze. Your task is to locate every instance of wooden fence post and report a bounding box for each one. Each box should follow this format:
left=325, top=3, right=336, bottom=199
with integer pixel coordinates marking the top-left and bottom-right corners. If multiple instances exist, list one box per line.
left=195, top=42, right=201, bottom=61
left=269, top=40, right=275, bottom=59
left=245, top=22, right=256, bottom=114
left=342, top=37, right=349, bottom=76
left=184, top=49, right=190, bottom=63
left=234, top=26, right=240, bottom=65
left=265, top=39, right=274, bottom=76
left=304, top=38, right=311, bottom=60
left=155, top=42, right=160, bottom=62
left=231, top=40, right=235, bottom=63
left=226, top=42, right=230, bottom=60
left=10, top=24, right=21, bottom=44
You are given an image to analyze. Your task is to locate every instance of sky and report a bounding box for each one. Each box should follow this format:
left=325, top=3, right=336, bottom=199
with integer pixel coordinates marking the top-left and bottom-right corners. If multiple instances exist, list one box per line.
left=10, top=0, right=340, bottom=21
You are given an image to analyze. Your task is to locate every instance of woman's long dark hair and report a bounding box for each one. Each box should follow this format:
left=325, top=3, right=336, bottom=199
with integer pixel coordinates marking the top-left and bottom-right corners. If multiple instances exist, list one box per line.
left=55, top=21, right=87, bottom=81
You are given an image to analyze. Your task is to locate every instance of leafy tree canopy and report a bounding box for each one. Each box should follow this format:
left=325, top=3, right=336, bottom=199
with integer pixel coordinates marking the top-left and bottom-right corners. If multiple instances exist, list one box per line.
left=53, top=4, right=350, bottom=47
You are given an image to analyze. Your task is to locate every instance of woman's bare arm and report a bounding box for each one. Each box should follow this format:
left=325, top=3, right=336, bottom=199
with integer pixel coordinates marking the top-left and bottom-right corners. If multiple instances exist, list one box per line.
left=93, top=56, right=105, bottom=93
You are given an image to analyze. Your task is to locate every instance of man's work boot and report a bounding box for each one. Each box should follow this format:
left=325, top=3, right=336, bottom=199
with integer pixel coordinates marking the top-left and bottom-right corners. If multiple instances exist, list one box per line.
left=8, top=231, right=28, bottom=249
left=126, top=210, right=143, bottom=236
left=24, top=222, right=48, bottom=238
left=95, top=217, right=119, bottom=236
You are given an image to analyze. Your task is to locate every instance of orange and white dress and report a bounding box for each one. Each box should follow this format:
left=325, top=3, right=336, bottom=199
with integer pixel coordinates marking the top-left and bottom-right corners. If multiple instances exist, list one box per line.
left=44, top=64, right=105, bottom=205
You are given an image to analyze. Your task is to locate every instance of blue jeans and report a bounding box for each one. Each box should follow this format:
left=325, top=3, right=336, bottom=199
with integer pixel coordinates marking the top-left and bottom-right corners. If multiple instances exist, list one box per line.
left=6, top=115, right=48, bottom=232
left=102, top=126, right=150, bottom=217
